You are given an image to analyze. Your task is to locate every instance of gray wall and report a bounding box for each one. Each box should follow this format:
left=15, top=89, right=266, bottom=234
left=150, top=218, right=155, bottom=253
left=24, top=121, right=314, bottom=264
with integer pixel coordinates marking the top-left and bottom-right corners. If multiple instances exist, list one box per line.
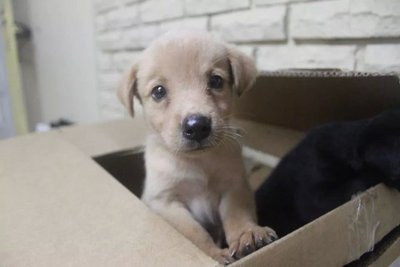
left=13, top=0, right=99, bottom=128
left=13, top=0, right=41, bottom=131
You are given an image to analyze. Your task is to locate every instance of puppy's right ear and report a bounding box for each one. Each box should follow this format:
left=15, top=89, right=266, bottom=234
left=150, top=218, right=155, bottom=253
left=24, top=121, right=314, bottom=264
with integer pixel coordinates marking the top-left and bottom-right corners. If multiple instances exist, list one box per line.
left=117, top=64, right=138, bottom=117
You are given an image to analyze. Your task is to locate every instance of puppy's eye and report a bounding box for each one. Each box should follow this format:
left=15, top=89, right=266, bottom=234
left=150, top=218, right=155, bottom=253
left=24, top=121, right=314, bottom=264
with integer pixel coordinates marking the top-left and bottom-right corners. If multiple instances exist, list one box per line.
left=151, top=85, right=167, bottom=101
left=208, top=75, right=223, bottom=90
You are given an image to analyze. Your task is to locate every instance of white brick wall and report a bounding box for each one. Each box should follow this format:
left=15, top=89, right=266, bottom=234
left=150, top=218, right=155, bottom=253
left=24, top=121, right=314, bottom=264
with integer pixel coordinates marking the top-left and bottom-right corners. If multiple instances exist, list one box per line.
left=95, top=0, right=119, bottom=14
left=140, top=0, right=185, bottom=23
left=257, top=45, right=357, bottom=70
left=97, top=30, right=124, bottom=51
left=96, top=5, right=140, bottom=32
left=211, top=7, right=286, bottom=42
left=159, top=17, right=208, bottom=33
left=357, top=44, right=400, bottom=72
left=112, top=51, right=142, bottom=72
left=93, top=0, right=400, bottom=120
left=123, top=24, right=159, bottom=49
left=255, top=0, right=322, bottom=5
left=291, top=0, right=400, bottom=39
left=184, top=0, right=250, bottom=15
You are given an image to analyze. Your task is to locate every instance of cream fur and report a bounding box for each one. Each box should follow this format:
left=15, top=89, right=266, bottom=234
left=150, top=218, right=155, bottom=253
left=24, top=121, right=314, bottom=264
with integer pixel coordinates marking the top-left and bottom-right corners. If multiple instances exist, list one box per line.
left=117, top=32, right=277, bottom=264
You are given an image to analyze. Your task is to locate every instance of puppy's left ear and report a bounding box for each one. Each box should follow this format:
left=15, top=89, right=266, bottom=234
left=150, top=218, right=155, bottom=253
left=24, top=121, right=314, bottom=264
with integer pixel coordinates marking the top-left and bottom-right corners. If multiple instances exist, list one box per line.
left=227, top=47, right=257, bottom=96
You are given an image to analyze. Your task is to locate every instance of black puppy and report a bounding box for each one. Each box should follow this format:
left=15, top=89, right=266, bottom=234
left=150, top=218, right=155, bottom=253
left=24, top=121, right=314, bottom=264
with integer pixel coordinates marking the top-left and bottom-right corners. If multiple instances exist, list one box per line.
left=256, top=109, right=400, bottom=237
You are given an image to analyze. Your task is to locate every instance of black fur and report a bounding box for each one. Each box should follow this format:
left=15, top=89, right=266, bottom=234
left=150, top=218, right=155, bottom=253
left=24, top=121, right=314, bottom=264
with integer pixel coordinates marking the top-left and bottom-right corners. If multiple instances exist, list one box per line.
left=255, top=109, right=400, bottom=237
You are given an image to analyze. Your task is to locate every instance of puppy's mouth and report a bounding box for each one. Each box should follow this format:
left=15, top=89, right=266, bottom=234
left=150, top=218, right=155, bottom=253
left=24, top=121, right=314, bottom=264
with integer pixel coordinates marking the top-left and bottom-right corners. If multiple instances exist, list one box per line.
left=180, top=136, right=221, bottom=153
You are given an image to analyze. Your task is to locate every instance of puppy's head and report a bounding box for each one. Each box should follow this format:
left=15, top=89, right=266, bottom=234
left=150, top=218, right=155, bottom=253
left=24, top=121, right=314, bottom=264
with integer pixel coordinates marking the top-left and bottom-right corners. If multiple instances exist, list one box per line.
left=118, top=32, right=256, bottom=153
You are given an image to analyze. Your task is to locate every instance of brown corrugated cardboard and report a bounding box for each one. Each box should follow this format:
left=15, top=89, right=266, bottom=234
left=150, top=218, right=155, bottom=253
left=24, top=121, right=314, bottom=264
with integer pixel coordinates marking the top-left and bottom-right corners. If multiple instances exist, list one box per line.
left=0, top=134, right=215, bottom=267
left=1, top=71, right=400, bottom=266
left=232, top=185, right=400, bottom=267
left=91, top=148, right=400, bottom=267
left=235, top=70, right=400, bottom=131
left=52, top=117, right=147, bottom=157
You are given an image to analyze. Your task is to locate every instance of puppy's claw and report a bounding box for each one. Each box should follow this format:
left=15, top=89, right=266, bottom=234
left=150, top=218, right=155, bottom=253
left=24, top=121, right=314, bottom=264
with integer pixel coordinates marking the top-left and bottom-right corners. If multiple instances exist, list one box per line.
left=229, top=225, right=277, bottom=259
left=269, top=233, right=278, bottom=241
left=256, top=237, right=264, bottom=249
left=230, top=249, right=237, bottom=258
left=210, top=248, right=234, bottom=265
left=242, top=242, right=254, bottom=256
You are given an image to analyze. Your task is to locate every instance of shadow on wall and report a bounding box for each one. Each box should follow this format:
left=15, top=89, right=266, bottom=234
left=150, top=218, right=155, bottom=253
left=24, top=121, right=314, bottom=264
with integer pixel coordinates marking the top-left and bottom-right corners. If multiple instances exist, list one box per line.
left=13, top=0, right=42, bottom=132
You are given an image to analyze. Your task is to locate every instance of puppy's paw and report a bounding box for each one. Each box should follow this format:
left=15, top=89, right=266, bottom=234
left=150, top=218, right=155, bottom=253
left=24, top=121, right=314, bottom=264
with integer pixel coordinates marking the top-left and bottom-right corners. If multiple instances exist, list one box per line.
left=228, top=226, right=278, bottom=259
left=210, top=248, right=235, bottom=265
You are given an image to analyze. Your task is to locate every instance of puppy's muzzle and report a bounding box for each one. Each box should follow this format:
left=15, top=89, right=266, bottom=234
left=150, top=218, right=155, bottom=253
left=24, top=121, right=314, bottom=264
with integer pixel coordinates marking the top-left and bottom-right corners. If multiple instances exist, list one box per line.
left=182, top=114, right=212, bottom=143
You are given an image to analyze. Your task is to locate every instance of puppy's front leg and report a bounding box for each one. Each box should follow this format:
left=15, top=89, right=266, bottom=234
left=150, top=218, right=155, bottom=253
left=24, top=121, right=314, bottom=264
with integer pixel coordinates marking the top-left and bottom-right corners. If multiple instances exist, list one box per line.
left=148, top=200, right=234, bottom=264
left=219, top=180, right=277, bottom=259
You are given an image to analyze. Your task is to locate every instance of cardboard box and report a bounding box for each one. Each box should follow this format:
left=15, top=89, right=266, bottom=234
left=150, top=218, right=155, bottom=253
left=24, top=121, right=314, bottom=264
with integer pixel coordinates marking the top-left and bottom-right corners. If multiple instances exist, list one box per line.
left=1, top=70, right=400, bottom=266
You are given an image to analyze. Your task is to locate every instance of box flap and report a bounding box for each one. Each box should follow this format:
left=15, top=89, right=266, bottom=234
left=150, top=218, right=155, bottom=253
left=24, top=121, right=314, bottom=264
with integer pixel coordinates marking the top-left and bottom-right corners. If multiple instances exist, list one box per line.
left=235, top=72, right=400, bottom=131
left=0, top=134, right=216, bottom=267
left=52, top=118, right=147, bottom=158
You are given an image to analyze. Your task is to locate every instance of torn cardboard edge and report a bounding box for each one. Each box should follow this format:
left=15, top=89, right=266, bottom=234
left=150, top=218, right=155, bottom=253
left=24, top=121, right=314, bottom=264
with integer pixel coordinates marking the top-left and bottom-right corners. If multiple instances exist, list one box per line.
left=232, top=184, right=400, bottom=267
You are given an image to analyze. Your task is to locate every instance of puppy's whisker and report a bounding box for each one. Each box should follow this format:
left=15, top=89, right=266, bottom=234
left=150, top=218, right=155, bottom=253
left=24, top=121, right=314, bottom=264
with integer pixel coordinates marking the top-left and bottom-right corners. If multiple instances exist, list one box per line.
left=223, top=136, right=240, bottom=152
left=212, top=130, right=243, bottom=148
left=215, top=126, right=244, bottom=140
left=220, top=127, right=243, bottom=135
left=223, top=124, right=245, bottom=132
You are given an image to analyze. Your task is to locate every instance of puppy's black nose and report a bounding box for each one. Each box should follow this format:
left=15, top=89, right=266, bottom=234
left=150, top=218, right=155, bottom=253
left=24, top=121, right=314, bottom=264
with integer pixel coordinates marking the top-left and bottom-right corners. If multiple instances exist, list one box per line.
left=182, top=115, right=212, bottom=142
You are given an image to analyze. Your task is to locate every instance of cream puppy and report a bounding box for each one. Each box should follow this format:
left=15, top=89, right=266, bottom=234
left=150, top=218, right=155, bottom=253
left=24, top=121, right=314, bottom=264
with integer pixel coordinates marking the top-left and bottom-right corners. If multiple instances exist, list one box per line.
left=117, top=32, right=277, bottom=264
